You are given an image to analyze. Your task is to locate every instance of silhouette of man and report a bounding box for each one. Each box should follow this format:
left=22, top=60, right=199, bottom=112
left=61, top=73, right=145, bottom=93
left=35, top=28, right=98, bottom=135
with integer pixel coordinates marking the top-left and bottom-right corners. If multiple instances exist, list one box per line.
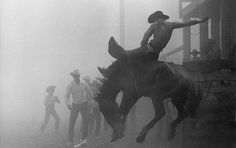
left=65, top=69, right=93, bottom=147
left=126, top=11, right=209, bottom=60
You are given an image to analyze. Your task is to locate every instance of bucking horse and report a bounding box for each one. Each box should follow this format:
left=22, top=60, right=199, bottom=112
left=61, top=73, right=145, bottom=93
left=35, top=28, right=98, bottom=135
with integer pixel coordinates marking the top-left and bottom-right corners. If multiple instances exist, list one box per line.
left=96, top=37, right=211, bottom=143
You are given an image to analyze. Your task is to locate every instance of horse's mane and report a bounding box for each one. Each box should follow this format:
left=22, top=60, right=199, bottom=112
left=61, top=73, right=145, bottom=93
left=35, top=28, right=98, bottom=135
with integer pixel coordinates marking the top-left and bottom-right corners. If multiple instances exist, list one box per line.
left=96, top=59, right=128, bottom=102
left=96, top=77, right=108, bottom=99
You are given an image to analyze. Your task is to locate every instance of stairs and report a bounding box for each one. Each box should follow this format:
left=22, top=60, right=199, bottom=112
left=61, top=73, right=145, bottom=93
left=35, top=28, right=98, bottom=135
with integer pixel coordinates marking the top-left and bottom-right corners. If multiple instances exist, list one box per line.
left=180, top=0, right=206, bottom=18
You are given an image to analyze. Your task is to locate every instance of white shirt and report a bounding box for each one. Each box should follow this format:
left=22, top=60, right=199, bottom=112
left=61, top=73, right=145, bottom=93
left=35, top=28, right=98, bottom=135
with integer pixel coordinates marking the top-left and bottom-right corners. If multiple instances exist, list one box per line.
left=65, top=81, right=88, bottom=105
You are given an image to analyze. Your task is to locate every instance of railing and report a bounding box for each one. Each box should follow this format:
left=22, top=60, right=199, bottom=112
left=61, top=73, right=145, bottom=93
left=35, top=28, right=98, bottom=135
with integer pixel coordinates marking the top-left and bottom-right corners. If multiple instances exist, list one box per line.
left=160, top=46, right=183, bottom=60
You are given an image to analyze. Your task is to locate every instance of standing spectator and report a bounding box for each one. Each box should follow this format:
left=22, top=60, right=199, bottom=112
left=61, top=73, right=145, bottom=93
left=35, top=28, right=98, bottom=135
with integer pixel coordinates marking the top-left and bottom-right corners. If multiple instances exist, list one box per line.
left=65, top=69, right=93, bottom=147
left=40, top=85, right=60, bottom=133
left=82, top=76, right=94, bottom=133
left=88, top=79, right=102, bottom=137
left=190, top=49, right=201, bottom=61
left=202, top=39, right=221, bottom=60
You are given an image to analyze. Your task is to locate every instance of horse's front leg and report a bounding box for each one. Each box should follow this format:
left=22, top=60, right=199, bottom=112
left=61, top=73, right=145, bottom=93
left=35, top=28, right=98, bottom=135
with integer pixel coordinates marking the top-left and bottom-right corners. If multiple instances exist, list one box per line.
left=136, top=98, right=165, bottom=143
left=111, top=92, right=139, bottom=142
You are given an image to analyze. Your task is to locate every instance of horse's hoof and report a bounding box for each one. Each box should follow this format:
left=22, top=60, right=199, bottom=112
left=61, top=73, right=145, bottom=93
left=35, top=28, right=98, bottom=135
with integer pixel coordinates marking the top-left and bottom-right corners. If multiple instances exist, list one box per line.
left=110, top=136, right=119, bottom=142
left=136, top=135, right=145, bottom=143
left=110, top=133, right=124, bottom=142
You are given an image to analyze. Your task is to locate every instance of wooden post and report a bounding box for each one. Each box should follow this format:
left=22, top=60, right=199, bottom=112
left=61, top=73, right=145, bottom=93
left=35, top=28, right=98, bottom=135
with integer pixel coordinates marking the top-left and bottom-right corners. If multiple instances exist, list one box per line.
left=120, top=0, right=125, bottom=47
left=183, top=26, right=191, bottom=61
left=211, top=16, right=220, bottom=47
left=199, top=21, right=208, bottom=58
left=220, top=0, right=235, bottom=58
left=210, top=0, right=220, bottom=47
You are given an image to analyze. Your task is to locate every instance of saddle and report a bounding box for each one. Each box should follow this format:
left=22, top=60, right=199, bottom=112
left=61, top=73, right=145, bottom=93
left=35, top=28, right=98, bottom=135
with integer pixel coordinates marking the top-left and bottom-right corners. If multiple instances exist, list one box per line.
left=108, top=37, right=127, bottom=59
left=108, top=37, right=158, bottom=61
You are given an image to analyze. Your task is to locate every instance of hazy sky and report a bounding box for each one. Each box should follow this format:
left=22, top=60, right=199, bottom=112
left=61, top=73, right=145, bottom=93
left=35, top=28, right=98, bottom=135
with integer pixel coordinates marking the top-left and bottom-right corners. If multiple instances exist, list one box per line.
left=0, top=0, right=181, bottom=120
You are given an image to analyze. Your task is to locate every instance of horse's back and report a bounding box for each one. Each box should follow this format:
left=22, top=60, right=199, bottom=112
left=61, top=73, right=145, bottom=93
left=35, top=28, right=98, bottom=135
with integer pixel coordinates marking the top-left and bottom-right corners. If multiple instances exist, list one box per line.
left=142, top=60, right=190, bottom=80
left=132, top=60, right=190, bottom=96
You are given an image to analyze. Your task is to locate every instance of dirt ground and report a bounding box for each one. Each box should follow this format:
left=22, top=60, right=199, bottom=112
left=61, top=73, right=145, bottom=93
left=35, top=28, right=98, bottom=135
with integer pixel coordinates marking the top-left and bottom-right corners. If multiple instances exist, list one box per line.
left=0, top=99, right=182, bottom=148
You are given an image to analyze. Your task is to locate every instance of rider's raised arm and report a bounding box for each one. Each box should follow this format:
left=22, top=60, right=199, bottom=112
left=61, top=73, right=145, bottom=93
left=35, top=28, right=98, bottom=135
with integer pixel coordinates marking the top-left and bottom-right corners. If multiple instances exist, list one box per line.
left=171, top=17, right=209, bottom=29
left=140, top=24, right=154, bottom=46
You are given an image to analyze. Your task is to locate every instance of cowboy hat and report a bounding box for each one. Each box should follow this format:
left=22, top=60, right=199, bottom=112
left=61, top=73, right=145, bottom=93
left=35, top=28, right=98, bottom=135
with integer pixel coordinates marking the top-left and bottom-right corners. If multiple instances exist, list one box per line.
left=191, top=49, right=200, bottom=56
left=148, top=11, right=169, bottom=23
left=70, top=69, right=80, bottom=77
left=46, top=85, right=56, bottom=93
left=83, top=76, right=91, bottom=83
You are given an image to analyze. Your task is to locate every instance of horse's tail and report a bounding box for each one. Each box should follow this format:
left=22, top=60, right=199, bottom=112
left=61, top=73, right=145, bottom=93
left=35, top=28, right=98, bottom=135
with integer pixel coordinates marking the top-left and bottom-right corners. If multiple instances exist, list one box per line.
left=184, top=79, right=212, bottom=118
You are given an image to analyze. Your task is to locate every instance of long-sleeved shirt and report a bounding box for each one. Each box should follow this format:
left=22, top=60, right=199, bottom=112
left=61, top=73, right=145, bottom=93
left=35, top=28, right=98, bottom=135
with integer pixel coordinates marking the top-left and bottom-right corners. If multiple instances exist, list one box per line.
left=64, top=80, right=92, bottom=105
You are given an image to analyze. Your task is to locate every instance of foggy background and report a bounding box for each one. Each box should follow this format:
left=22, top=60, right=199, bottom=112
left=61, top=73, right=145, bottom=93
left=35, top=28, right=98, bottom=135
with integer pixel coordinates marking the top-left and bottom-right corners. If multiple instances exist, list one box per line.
left=0, top=0, right=183, bottom=147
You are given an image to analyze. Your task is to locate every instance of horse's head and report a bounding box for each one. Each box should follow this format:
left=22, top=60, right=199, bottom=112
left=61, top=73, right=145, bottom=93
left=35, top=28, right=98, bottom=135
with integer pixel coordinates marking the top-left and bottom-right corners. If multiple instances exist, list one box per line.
left=96, top=37, right=133, bottom=141
left=96, top=64, right=122, bottom=131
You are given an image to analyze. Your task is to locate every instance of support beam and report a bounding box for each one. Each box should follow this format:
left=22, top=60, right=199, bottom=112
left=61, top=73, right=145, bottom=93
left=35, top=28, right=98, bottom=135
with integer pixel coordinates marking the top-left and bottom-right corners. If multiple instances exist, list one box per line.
left=160, top=46, right=183, bottom=60
left=220, top=0, right=235, bottom=58
left=120, top=0, right=125, bottom=47
left=199, top=21, right=209, bottom=58
left=211, top=16, right=220, bottom=47
left=183, top=27, right=191, bottom=61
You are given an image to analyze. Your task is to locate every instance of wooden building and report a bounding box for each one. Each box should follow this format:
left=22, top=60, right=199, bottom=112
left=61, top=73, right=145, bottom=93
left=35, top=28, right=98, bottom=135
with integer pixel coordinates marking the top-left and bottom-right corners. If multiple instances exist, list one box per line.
left=179, top=0, right=236, bottom=60
left=178, top=1, right=236, bottom=148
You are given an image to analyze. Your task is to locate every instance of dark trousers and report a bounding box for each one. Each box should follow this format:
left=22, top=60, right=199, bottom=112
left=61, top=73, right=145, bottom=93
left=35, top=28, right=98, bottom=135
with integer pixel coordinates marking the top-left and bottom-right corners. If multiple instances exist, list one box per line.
left=89, top=106, right=102, bottom=136
left=41, top=107, right=60, bottom=132
left=68, top=102, right=89, bottom=142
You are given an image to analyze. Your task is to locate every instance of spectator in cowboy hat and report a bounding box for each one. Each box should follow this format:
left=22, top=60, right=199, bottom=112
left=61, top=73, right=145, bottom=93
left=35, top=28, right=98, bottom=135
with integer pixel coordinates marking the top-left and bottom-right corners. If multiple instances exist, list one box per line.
left=41, top=85, right=60, bottom=133
left=86, top=78, right=102, bottom=137
left=190, top=49, right=200, bottom=60
left=65, top=69, right=93, bottom=147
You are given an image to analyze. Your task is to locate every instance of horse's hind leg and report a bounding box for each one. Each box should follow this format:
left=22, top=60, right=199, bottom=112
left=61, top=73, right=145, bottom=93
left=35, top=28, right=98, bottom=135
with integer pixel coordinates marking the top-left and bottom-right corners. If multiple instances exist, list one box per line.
left=136, top=98, right=165, bottom=143
left=168, top=100, right=187, bottom=140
